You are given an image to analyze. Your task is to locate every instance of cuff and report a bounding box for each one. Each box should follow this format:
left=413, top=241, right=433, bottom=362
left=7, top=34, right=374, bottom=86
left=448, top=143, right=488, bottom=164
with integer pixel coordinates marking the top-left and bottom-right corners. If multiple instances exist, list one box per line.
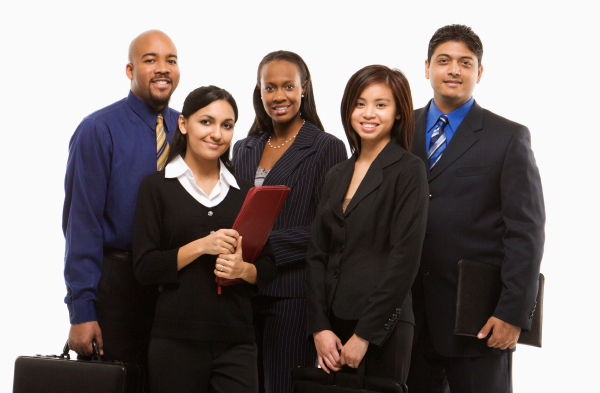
left=67, top=301, right=97, bottom=325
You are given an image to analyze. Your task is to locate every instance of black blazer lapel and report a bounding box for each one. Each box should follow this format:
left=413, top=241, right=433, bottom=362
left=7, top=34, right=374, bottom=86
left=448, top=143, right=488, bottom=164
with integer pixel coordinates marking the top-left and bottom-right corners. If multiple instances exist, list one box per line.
left=343, top=141, right=403, bottom=217
left=429, top=101, right=483, bottom=182
left=413, top=103, right=429, bottom=166
left=238, top=133, right=268, bottom=182
left=264, top=122, right=318, bottom=187
left=329, top=158, right=355, bottom=221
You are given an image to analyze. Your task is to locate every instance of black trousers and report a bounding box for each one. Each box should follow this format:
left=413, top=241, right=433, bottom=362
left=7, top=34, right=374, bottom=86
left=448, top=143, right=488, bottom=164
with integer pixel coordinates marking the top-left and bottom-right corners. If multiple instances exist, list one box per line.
left=252, top=296, right=317, bottom=393
left=329, top=313, right=414, bottom=382
left=407, top=321, right=513, bottom=393
left=148, top=336, right=259, bottom=393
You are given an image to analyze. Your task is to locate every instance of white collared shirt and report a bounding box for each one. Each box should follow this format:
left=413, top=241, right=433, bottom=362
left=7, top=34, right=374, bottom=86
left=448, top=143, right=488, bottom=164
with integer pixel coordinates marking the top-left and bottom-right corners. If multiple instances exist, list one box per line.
left=165, top=155, right=239, bottom=208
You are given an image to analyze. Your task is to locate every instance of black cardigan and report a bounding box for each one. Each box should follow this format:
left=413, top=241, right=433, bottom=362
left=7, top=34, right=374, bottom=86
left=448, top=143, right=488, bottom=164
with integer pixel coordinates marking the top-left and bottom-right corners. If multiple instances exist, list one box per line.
left=133, top=171, right=276, bottom=343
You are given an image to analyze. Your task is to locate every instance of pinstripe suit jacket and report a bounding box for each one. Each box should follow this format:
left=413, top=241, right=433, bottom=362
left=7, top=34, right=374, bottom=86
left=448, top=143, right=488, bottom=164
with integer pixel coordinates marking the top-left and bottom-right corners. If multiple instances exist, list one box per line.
left=232, top=121, right=347, bottom=298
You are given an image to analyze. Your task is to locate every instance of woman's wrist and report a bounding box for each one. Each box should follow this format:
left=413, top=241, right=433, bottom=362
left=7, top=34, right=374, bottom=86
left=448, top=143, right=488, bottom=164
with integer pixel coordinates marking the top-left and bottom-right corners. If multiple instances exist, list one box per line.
left=240, top=262, right=257, bottom=284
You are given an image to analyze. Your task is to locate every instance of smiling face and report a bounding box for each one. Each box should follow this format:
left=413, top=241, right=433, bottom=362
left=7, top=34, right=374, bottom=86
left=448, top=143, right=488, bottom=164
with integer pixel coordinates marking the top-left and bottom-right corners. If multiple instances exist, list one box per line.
left=351, top=83, right=399, bottom=148
left=126, top=31, right=180, bottom=110
left=260, top=60, right=306, bottom=125
left=179, top=100, right=235, bottom=165
left=425, top=40, right=483, bottom=113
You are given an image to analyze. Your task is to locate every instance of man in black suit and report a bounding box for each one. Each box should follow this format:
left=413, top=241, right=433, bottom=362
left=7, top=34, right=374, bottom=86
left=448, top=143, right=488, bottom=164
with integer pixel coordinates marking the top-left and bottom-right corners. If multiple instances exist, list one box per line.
left=407, top=25, right=545, bottom=393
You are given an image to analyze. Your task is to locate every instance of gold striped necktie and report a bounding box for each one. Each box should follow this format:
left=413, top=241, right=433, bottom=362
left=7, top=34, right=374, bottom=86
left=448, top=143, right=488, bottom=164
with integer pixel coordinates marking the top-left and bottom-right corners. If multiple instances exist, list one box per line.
left=156, top=113, right=169, bottom=171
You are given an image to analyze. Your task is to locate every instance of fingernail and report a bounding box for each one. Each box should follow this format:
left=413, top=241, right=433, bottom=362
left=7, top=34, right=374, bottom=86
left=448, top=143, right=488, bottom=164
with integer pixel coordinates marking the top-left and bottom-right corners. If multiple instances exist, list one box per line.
left=477, top=333, right=484, bottom=338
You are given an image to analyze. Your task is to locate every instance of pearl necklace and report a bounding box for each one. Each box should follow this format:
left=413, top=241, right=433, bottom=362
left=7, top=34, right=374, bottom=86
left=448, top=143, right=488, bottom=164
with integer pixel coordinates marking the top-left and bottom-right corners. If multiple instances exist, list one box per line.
left=268, top=119, right=305, bottom=149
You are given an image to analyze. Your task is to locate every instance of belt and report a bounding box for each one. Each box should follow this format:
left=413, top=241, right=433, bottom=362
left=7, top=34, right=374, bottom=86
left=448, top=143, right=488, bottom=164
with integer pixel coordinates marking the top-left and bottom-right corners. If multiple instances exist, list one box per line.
left=103, top=247, right=132, bottom=261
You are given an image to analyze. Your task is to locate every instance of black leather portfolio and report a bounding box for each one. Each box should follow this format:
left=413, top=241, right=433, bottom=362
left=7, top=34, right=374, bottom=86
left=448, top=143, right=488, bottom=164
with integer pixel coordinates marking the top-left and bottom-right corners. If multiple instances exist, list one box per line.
left=454, top=259, right=544, bottom=347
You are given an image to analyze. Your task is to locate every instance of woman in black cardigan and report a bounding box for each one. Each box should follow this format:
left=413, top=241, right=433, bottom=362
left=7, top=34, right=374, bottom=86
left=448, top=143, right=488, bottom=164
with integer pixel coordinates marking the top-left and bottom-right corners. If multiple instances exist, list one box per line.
left=232, top=51, right=347, bottom=393
left=133, top=86, right=276, bottom=393
left=306, top=65, right=428, bottom=382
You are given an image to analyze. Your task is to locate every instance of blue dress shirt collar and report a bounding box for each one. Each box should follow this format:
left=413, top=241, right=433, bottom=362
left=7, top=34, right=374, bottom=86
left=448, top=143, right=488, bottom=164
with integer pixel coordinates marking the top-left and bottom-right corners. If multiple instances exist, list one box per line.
left=125, top=90, right=175, bottom=133
left=426, top=97, right=474, bottom=134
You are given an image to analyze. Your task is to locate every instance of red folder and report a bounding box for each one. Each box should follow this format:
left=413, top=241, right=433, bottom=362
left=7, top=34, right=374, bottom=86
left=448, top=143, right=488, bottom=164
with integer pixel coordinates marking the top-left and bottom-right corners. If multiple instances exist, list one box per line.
left=216, top=186, right=290, bottom=292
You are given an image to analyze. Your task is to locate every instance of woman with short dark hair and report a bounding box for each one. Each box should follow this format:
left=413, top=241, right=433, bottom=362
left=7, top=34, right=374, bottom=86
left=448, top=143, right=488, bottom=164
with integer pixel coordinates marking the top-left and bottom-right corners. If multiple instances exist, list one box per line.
left=306, top=65, right=428, bottom=383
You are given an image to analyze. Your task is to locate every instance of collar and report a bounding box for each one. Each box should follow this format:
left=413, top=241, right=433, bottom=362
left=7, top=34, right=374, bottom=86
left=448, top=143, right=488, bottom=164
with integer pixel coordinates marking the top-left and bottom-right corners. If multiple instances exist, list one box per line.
left=165, top=155, right=239, bottom=189
left=427, top=97, right=474, bottom=132
left=125, top=90, right=174, bottom=132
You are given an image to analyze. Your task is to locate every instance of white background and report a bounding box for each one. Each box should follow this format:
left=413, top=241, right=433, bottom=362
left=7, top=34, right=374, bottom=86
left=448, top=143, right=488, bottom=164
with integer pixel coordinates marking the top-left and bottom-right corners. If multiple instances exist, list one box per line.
left=1, top=0, right=597, bottom=391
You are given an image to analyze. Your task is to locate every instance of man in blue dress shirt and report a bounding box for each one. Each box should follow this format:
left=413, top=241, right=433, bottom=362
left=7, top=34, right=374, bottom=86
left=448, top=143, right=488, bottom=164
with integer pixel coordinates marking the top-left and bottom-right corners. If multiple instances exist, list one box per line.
left=407, top=25, right=545, bottom=393
left=62, top=30, right=180, bottom=366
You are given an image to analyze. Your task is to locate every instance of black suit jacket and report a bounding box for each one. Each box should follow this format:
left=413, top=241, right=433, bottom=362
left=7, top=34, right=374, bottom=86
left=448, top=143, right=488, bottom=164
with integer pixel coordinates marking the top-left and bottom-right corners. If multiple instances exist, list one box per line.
left=411, top=100, right=545, bottom=357
left=306, top=140, right=429, bottom=346
left=232, top=121, right=347, bottom=298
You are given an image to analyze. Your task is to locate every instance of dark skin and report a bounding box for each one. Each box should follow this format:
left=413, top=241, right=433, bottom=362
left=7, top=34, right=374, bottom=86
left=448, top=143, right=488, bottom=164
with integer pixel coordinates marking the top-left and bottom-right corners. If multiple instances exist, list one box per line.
left=68, top=29, right=179, bottom=357
left=257, top=60, right=306, bottom=170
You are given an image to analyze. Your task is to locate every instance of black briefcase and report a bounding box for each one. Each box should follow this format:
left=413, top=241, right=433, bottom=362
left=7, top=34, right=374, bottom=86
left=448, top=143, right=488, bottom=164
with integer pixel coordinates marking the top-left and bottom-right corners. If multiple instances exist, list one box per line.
left=291, top=364, right=407, bottom=393
left=13, top=340, right=145, bottom=393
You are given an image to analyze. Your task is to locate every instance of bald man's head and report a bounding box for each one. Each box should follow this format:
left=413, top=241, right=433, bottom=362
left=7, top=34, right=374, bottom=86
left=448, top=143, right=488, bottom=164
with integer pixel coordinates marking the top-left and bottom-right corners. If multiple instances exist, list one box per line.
left=126, top=30, right=180, bottom=110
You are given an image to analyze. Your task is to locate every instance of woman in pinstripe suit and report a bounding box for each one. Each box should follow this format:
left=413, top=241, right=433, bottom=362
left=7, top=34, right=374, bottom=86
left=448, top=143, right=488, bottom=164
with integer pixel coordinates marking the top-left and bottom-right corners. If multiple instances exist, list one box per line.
left=232, top=50, right=347, bottom=393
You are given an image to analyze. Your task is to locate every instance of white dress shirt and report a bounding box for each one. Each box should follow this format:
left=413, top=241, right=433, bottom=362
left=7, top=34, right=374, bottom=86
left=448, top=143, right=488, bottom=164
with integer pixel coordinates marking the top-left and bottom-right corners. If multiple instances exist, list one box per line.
left=165, top=155, right=239, bottom=208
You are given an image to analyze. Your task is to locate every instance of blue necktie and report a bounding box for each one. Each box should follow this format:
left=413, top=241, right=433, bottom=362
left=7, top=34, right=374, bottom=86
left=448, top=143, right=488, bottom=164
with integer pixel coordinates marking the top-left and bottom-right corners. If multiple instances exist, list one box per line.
left=428, top=115, right=449, bottom=169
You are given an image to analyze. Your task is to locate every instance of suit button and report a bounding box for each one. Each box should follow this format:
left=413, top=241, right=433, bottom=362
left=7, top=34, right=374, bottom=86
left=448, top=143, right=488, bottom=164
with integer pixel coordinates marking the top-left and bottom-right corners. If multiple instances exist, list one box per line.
left=208, top=211, right=213, bottom=216
left=423, top=269, right=430, bottom=276
left=339, top=245, right=345, bottom=253
left=334, top=270, right=340, bottom=279
left=391, top=314, right=397, bottom=319
left=384, top=324, right=390, bottom=330
left=396, top=308, right=401, bottom=314
left=340, top=221, right=345, bottom=228
left=429, top=194, right=433, bottom=200
left=425, top=231, right=430, bottom=237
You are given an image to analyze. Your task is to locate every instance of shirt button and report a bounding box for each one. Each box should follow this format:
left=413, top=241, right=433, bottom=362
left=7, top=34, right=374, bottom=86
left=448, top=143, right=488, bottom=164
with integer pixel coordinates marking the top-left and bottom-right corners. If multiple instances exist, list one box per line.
left=429, top=194, right=433, bottom=200
left=208, top=211, right=213, bottom=216
left=423, top=269, right=430, bottom=276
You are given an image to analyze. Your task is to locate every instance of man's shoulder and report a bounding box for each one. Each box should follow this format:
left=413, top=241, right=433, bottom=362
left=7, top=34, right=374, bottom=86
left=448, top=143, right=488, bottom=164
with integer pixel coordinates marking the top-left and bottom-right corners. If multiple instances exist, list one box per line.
left=81, top=97, right=129, bottom=125
left=480, top=107, right=528, bottom=133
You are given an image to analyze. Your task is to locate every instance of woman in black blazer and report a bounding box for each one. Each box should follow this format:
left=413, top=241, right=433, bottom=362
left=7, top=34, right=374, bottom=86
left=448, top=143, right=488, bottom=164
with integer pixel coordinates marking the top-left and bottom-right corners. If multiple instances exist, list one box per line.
left=232, top=51, right=347, bottom=393
left=133, top=86, right=276, bottom=392
left=306, top=65, right=428, bottom=382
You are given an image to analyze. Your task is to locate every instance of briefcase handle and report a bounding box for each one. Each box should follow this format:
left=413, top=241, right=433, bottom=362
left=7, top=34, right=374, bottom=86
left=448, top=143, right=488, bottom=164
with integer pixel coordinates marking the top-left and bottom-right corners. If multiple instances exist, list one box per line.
left=61, top=339, right=102, bottom=362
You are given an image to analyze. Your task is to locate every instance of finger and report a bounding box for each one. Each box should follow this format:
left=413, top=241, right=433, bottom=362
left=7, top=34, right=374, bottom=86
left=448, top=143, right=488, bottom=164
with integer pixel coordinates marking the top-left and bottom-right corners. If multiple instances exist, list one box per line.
left=478, top=319, right=493, bottom=339
left=317, top=356, right=330, bottom=374
left=95, top=331, right=104, bottom=356
left=236, top=236, right=243, bottom=255
left=221, top=242, right=236, bottom=254
left=221, top=229, right=239, bottom=239
left=508, top=341, right=517, bottom=350
left=324, top=356, right=340, bottom=372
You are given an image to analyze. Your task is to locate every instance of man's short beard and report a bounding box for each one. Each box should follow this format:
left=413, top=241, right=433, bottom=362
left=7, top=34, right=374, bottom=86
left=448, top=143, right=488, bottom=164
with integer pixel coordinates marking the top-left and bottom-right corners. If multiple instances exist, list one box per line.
left=149, top=89, right=172, bottom=109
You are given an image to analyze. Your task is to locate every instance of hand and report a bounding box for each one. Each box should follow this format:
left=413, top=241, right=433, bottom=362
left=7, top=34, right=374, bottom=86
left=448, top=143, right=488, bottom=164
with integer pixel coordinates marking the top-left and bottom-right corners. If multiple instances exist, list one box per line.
left=68, top=321, right=103, bottom=356
left=478, top=316, right=521, bottom=350
left=215, top=237, right=256, bottom=283
left=313, top=330, right=343, bottom=373
left=201, top=229, right=238, bottom=255
left=340, top=334, right=369, bottom=369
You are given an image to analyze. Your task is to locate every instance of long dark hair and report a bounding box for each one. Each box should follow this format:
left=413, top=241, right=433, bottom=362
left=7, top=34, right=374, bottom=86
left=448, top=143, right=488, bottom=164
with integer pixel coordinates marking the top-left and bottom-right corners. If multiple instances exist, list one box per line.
left=340, top=65, right=414, bottom=155
left=167, top=85, right=238, bottom=173
left=248, top=50, right=324, bottom=136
